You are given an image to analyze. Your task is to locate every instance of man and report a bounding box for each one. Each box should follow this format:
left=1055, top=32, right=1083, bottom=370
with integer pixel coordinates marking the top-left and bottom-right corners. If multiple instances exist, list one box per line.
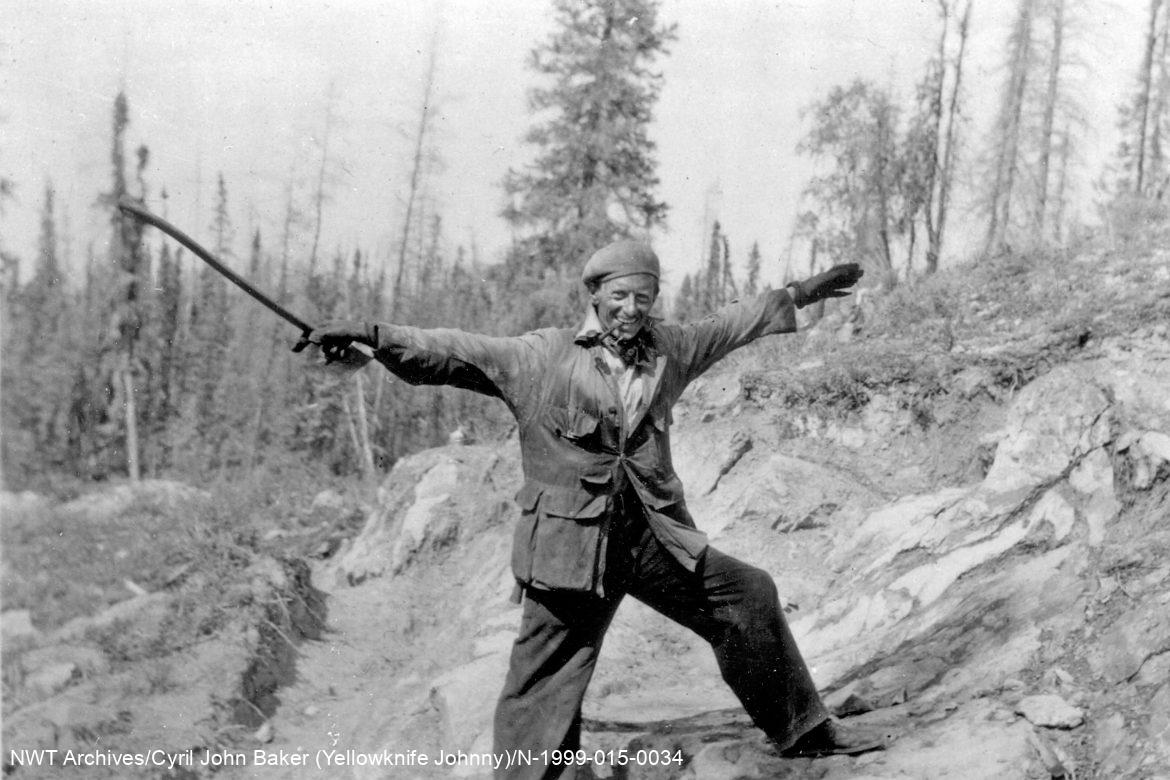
left=307, top=240, right=886, bottom=777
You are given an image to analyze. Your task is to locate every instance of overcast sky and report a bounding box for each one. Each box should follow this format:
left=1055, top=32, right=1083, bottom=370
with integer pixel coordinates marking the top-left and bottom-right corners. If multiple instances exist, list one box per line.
left=2, top=0, right=1142, bottom=296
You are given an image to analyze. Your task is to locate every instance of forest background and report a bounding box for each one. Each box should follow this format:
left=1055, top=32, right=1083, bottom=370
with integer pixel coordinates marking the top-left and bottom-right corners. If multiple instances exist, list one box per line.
left=2, top=0, right=1167, bottom=495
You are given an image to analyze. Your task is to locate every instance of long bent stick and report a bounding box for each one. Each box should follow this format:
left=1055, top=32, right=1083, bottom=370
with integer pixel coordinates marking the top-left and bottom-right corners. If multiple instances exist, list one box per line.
left=118, top=198, right=373, bottom=367
left=117, top=197, right=315, bottom=343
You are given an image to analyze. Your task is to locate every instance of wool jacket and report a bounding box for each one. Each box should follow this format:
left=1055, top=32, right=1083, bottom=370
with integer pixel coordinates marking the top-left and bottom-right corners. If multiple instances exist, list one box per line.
left=367, top=289, right=798, bottom=594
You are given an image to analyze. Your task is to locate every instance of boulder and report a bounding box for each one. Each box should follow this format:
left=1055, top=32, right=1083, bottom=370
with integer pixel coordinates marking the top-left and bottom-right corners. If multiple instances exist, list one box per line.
left=1015, top=694, right=1084, bottom=729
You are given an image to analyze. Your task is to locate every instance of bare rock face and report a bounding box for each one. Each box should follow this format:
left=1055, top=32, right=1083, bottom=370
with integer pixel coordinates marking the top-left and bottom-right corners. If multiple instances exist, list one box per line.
left=980, top=364, right=1113, bottom=500
left=251, top=339, right=1170, bottom=778
left=590, top=353, right=1169, bottom=777
left=332, top=445, right=517, bottom=585
left=673, top=420, right=882, bottom=541
left=1088, top=600, right=1170, bottom=685
left=786, top=365, right=1131, bottom=706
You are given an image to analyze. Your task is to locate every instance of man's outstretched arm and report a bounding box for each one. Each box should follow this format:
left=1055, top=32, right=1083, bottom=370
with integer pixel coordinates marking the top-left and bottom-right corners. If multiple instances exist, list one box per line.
left=304, top=320, right=546, bottom=402
left=673, top=263, right=864, bottom=382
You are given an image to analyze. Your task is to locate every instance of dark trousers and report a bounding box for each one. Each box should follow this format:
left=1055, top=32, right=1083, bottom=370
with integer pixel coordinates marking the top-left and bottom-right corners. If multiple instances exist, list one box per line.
left=492, top=515, right=828, bottom=779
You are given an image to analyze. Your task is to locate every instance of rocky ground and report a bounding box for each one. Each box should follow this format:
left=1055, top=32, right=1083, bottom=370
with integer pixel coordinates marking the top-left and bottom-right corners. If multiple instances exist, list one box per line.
left=2, top=238, right=1169, bottom=778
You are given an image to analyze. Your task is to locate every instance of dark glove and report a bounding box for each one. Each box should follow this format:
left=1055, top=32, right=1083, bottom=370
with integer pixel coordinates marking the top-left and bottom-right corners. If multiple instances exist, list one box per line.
left=789, top=264, right=864, bottom=308
left=291, top=320, right=378, bottom=361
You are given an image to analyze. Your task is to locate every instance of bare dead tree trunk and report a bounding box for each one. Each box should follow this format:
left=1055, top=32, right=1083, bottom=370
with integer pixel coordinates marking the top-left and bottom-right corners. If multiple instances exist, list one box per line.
left=392, top=36, right=439, bottom=317
left=353, top=372, right=376, bottom=477
left=1152, top=2, right=1170, bottom=198
left=929, top=0, right=971, bottom=273
left=1053, top=125, right=1071, bottom=244
left=249, top=180, right=299, bottom=468
left=921, top=1, right=950, bottom=275
left=868, top=98, right=896, bottom=284
left=340, top=242, right=377, bottom=480
left=985, top=0, right=1036, bottom=256
left=1036, top=0, right=1065, bottom=238
left=122, top=362, right=140, bottom=481
left=340, top=393, right=368, bottom=479
left=104, top=93, right=149, bottom=481
left=1135, top=0, right=1163, bottom=194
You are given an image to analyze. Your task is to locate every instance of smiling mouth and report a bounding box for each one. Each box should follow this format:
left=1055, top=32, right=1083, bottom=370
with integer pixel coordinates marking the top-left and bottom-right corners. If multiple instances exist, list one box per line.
left=600, top=315, right=643, bottom=339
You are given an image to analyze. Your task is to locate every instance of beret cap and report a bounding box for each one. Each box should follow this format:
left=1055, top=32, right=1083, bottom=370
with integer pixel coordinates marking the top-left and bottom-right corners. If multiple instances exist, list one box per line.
left=581, top=240, right=660, bottom=287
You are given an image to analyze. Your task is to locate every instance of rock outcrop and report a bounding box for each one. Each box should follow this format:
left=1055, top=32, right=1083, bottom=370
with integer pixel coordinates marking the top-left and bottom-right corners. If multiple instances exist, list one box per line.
left=248, top=322, right=1170, bottom=779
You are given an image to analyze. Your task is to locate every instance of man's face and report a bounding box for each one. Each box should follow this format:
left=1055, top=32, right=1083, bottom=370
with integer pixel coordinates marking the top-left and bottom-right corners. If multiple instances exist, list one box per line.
left=592, top=273, right=658, bottom=341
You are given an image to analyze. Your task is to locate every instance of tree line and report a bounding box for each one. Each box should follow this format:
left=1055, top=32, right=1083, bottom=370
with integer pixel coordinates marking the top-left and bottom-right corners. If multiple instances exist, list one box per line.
left=788, top=0, right=1169, bottom=285
left=2, top=0, right=1167, bottom=490
left=0, top=0, right=678, bottom=489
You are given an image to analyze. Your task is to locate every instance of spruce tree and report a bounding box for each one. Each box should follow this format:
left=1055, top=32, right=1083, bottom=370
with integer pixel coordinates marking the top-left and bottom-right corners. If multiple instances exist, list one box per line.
left=25, top=183, right=67, bottom=353
left=91, top=91, right=150, bottom=479
left=1, top=181, right=77, bottom=484
left=502, top=0, right=676, bottom=326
